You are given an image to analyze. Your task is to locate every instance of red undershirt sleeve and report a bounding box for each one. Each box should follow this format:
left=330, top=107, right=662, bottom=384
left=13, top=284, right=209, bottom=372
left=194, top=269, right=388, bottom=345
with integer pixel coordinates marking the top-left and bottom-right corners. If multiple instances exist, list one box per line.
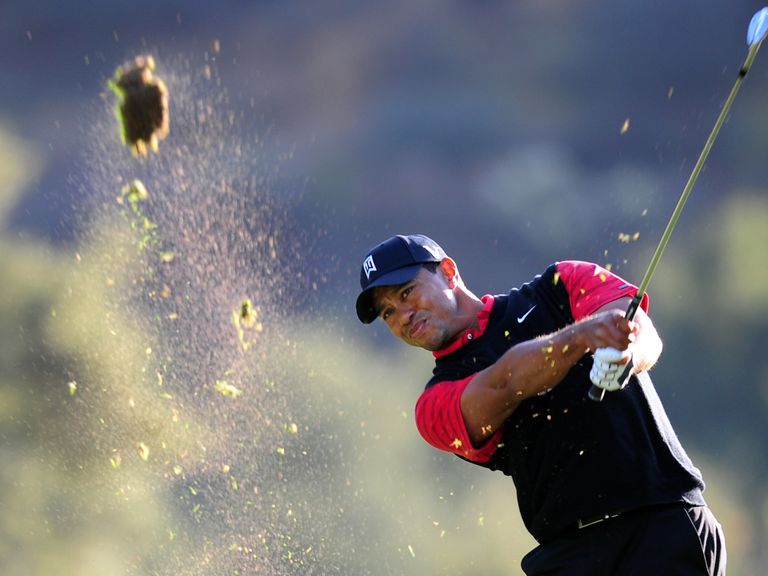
left=415, top=376, right=503, bottom=463
left=557, top=260, right=649, bottom=320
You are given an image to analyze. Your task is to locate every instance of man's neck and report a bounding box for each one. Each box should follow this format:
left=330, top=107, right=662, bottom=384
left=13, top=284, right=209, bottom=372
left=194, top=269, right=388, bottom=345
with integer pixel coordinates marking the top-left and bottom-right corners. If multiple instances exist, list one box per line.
left=456, top=287, right=484, bottom=331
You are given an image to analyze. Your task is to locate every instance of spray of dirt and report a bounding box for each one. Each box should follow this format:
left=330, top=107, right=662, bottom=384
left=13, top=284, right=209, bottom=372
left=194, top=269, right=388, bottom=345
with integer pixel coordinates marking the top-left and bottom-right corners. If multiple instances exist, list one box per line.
left=61, top=52, right=353, bottom=575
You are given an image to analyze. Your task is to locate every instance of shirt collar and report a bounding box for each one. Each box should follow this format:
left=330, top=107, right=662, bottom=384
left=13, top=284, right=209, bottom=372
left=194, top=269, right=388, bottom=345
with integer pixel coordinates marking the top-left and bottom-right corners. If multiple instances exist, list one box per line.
left=433, top=294, right=495, bottom=358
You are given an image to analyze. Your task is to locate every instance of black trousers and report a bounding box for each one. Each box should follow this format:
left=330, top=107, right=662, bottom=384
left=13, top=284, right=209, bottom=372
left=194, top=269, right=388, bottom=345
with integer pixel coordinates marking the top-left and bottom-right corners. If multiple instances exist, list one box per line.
left=521, top=505, right=726, bottom=576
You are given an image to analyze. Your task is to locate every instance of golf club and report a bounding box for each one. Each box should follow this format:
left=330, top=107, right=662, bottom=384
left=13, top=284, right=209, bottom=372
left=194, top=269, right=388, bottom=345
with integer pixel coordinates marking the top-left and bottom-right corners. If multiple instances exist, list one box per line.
left=589, top=7, right=768, bottom=402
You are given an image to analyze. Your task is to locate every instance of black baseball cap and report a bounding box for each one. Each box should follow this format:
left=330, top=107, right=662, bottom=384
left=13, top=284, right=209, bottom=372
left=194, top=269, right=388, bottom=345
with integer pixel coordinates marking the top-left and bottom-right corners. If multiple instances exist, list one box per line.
left=355, top=234, right=447, bottom=324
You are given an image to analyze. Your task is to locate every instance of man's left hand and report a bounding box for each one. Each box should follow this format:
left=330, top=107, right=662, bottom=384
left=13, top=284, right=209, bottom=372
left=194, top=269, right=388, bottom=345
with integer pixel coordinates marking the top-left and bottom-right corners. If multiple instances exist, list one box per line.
left=590, top=347, right=634, bottom=392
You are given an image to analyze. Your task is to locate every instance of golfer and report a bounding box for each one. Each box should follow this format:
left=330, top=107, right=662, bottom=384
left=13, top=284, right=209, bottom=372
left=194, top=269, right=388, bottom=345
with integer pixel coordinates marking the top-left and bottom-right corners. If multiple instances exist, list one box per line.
left=356, top=234, right=725, bottom=575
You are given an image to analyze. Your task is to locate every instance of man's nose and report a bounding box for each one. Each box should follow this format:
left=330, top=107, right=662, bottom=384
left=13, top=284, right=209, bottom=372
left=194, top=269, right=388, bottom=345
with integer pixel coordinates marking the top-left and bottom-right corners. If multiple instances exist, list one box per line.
left=395, top=303, right=413, bottom=329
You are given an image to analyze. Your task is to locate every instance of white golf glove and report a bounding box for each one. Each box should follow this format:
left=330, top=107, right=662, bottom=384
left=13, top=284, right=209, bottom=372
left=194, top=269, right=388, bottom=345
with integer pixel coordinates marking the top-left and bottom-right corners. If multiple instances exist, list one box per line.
left=590, top=347, right=634, bottom=392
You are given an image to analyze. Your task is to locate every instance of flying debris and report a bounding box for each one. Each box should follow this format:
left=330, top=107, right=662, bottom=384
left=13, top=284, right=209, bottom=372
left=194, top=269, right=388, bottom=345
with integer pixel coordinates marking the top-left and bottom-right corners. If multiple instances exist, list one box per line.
left=119, top=179, right=149, bottom=205
left=620, top=118, right=631, bottom=135
left=109, top=55, right=169, bottom=156
left=232, top=298, right=263, bottom=350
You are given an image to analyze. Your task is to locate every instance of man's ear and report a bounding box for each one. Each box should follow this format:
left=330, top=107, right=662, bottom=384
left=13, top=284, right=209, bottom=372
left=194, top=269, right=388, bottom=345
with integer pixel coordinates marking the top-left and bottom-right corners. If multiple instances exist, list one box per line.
left=438, top=257, right=460, bottom=288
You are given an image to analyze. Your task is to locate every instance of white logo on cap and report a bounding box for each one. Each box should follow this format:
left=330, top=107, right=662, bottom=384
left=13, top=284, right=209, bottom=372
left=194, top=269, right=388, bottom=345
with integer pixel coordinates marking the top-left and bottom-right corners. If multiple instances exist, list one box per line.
left=363, top=255, right=377, bottom=280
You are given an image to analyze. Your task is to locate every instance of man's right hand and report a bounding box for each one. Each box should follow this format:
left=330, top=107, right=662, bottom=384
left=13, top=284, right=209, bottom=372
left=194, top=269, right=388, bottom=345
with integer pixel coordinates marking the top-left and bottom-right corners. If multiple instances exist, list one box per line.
left=576, top=306, right=637, bottom=353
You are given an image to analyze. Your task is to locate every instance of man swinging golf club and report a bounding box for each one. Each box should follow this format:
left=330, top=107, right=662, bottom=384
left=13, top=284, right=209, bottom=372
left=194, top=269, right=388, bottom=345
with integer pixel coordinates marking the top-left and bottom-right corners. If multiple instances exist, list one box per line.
left=355, top=9, right=768, bottom=573
left=356, top=234, right=725, bottom=575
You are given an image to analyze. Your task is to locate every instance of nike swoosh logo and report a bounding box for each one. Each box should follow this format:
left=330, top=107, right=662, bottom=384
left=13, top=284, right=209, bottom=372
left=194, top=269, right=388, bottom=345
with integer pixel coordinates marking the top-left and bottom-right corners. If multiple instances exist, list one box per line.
left=517, top=305, right=537, bottom=323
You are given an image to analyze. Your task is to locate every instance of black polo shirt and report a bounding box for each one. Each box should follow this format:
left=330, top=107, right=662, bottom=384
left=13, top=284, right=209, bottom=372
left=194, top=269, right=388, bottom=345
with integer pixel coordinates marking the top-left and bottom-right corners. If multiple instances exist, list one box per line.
left=415, top=261, right=705, bottom=543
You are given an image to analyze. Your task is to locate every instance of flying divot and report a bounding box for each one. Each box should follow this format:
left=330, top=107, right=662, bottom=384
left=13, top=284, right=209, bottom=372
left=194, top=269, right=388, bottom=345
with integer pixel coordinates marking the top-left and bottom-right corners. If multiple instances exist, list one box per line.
left=109, top=55, right=169, bottom=156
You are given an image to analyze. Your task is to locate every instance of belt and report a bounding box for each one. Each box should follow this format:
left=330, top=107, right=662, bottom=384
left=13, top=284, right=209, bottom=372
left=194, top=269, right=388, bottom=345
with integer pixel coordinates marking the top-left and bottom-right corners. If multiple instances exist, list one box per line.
left=574, top=502, right=683, bottom=531
left=576, top=509, right=627, bottom=529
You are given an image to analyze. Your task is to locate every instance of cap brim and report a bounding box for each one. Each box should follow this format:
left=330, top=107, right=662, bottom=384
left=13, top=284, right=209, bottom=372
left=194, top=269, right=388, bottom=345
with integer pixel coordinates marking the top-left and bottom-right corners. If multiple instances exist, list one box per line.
left=355, top=263, right=424, bottom=324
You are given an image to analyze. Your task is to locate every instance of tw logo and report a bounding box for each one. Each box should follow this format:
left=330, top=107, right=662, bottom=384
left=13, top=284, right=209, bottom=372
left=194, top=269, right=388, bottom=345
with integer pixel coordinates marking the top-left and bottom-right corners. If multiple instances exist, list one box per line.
left=363, top=255, right=377, bottom=280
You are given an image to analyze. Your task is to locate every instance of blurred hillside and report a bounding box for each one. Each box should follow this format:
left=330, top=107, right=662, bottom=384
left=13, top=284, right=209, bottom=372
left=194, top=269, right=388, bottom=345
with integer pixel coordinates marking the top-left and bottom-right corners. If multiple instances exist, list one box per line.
left=1, top=1, right=768, bottom=574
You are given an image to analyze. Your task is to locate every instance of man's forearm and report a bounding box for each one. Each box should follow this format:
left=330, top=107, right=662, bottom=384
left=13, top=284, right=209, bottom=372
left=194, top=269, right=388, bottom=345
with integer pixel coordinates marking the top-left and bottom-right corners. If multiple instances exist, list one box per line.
left=461, top=311, right=632, bottom=444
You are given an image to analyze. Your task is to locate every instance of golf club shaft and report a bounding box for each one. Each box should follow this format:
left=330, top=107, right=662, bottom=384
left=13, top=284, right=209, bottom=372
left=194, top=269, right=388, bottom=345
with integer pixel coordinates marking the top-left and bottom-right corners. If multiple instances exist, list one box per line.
left=588, top=41, right=762, bottom=402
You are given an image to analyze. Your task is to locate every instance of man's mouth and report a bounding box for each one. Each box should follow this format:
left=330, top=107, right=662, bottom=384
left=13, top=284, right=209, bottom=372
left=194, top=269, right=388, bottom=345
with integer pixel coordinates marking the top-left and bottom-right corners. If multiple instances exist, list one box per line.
left=409, top=318, right=426, bottom=340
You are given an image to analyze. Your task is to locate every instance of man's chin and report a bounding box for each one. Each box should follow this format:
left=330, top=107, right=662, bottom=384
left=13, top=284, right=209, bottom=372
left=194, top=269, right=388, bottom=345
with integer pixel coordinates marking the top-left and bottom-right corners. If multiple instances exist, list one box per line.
left=406, top=333, right=446, bottom=352
left=406, top=339, right=431, bottom=351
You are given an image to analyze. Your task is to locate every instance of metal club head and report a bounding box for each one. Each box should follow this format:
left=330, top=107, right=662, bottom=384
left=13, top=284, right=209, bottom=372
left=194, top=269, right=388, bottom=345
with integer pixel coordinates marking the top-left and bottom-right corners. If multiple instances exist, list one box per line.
left=748, top=7, right=768, bottom=47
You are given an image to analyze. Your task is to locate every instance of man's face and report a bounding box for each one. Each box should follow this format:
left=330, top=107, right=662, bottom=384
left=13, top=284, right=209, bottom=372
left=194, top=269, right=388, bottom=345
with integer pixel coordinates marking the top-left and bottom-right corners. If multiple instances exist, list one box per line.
left=371, top=265, right=460, bottom=351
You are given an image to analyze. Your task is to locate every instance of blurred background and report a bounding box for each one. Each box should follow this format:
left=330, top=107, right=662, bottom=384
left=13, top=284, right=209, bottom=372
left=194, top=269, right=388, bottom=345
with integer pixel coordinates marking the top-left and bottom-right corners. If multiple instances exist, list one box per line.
left=2, top=1, right=767, bottom=574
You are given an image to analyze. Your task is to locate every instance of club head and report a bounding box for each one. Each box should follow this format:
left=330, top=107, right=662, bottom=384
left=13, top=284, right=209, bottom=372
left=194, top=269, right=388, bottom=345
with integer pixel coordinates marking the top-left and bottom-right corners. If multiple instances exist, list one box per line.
left=747, top=7, right=768, bottom=47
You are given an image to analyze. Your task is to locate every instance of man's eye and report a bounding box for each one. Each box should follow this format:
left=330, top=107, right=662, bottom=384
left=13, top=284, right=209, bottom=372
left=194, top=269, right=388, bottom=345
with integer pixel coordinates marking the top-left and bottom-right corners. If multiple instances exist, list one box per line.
left=381, top=309, right=392, bottom=321
left=401, top=287, right=413, bottom=300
